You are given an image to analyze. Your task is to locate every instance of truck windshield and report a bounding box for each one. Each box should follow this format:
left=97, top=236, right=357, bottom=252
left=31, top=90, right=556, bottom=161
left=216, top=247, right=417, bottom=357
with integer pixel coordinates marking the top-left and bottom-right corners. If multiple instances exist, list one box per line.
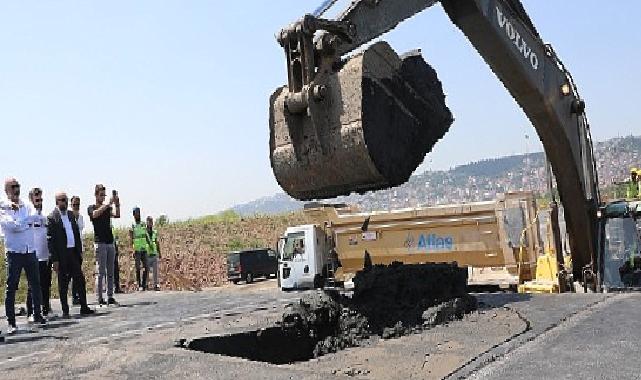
left=281, top=232, right=305, bottom=261
left=602, top=216, right=641, bottom=288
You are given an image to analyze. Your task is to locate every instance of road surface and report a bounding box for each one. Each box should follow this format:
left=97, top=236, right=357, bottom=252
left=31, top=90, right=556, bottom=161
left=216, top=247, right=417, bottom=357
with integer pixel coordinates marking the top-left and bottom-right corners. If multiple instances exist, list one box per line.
left=0, top=280, right=639, bottom=379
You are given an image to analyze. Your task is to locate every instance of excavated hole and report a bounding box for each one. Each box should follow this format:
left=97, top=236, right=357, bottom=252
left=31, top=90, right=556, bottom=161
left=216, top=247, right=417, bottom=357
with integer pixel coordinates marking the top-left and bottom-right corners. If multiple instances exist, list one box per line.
left=186, top=327, right=319, bottom=364
left=183, top=263, right=477, bottom=365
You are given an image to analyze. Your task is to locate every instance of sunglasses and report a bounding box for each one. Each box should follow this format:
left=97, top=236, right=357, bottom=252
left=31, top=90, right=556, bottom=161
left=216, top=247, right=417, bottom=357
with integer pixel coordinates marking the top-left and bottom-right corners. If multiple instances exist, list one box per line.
left=34, top=198, right=43, bottom=203
left=10, top=184, right=20, bottom=189
left=56, top=198, right=68, bottom=202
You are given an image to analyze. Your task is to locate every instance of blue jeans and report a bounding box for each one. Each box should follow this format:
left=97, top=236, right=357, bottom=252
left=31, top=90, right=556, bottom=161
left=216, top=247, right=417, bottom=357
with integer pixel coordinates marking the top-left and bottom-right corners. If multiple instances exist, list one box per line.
left=5, top=252, right=42, bottom=325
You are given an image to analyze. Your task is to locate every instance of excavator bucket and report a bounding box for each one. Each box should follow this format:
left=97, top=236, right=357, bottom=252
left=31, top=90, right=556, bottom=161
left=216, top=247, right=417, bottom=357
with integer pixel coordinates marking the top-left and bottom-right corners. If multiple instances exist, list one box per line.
left=269, top=41, right=453, bottom=200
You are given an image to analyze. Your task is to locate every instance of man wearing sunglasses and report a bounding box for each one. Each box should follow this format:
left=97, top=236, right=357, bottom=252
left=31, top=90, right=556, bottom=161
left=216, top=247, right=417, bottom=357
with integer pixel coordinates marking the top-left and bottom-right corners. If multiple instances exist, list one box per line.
left=26, top=188, right=52, bottom=319
left=48, top=192, right=94, bottom=317
left=0, top=178, right=46, bottom=334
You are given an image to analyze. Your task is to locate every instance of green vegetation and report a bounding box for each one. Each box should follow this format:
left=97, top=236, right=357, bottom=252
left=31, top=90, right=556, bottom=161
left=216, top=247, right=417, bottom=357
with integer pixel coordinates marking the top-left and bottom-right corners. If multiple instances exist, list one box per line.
left=226, top=237, right=266, bottom=251
left=172, top=209, right=242, bottom=227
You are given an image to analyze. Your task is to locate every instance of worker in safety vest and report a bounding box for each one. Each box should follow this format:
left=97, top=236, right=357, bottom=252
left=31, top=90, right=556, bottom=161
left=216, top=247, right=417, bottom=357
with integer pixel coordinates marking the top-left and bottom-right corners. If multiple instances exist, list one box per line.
left=146, top=216, right=161, bottom=291
left=129, top=207, right=149, bottom=291
left=627, top=168, right=640, bottom=199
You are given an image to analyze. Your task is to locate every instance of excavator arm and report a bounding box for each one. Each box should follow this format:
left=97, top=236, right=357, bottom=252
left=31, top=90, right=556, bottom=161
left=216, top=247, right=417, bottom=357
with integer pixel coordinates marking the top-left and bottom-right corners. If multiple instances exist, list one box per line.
left=270, top=0, right=599, bottom=283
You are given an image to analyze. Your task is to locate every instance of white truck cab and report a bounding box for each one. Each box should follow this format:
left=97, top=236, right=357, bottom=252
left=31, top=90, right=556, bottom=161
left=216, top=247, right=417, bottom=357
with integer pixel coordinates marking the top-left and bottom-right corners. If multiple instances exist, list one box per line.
left=278, top=224, right=329, bottom=290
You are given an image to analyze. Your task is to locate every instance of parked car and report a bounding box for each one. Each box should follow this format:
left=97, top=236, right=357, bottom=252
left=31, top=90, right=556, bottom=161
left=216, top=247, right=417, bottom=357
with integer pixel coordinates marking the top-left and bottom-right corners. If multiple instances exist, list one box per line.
left=227, top=248, right=278, bottom=284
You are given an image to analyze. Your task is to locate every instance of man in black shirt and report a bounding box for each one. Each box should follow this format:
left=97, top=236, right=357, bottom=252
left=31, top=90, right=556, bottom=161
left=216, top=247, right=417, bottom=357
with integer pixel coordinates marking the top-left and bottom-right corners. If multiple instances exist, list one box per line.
left=88, top=184, right=120, bottom=305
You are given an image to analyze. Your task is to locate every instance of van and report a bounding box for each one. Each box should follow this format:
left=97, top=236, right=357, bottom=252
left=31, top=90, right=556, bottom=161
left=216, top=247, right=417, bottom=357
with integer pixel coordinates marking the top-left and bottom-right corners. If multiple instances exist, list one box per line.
left=227, top=248, right=278, bottom=284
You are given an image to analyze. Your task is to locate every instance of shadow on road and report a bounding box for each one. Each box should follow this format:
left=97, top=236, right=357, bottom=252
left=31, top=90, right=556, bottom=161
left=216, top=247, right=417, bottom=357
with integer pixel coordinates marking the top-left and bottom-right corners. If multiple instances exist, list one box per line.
left=116, top=301, right=158, bottom=308
left=4, top=334, right=69, bottom=345
left=230, top=277, right=277, bottom=286
left=40, top=320, right=79, bottom=331
left=474, top=293, right=533, bottom=309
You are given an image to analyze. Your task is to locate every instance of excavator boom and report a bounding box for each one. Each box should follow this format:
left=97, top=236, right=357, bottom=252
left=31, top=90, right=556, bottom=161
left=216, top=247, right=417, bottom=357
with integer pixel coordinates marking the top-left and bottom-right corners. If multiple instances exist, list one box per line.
left=269, top=0, right=599, bottom=282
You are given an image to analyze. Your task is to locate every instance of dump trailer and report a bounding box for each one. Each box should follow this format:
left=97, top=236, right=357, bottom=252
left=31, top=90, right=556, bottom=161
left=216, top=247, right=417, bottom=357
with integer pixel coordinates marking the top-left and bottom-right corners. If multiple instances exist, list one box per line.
left=279, top=192, right=543, bottom=290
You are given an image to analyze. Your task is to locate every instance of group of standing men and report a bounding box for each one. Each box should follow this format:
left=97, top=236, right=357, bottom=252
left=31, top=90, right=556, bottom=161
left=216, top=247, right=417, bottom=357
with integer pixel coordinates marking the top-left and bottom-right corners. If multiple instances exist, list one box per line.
left=0, top=178, right=123, bottom=336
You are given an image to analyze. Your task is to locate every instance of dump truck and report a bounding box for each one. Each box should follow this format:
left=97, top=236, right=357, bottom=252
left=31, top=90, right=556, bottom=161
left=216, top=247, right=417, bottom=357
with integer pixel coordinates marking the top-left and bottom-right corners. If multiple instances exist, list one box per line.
left=279, top=192, right=545, bottom=290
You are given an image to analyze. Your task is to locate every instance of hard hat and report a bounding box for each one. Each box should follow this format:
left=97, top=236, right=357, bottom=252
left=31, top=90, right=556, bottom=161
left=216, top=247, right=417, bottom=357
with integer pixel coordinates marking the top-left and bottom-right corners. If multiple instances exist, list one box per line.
left=631, top=167, right=638, bottom=173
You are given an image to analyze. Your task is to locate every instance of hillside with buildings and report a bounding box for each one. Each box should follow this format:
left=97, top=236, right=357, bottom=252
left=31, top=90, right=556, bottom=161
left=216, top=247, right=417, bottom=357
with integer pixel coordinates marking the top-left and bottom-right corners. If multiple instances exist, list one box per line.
left=234, top=135, right=641, bottom=214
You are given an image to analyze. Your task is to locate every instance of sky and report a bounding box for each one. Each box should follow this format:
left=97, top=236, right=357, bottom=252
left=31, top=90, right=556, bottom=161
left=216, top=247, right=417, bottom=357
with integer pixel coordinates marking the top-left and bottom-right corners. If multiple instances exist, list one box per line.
left=1, top=1, right=640, bottom=224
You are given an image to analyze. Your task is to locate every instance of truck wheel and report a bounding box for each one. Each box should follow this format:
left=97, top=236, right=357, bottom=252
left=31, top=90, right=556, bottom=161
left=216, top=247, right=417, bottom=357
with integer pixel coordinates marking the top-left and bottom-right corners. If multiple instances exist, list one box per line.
left=245, top=272, right=253, bottom=284
left=232, top=279, right=239, bottom=285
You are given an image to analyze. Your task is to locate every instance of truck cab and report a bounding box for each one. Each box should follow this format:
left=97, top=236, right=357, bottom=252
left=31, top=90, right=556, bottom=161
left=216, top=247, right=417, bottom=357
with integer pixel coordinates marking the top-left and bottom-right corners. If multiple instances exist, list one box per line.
left=278, top=225, right=329, bottom=290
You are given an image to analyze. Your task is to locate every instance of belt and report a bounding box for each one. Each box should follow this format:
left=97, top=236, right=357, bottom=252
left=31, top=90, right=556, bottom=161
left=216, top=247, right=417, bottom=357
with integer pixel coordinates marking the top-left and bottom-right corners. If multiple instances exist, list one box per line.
left=6, top=251, right=35, bottom=254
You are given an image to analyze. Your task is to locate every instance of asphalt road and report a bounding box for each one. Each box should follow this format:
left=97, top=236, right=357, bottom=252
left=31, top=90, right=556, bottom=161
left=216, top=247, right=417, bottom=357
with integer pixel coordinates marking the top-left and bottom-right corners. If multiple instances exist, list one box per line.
left=0, top=281, right=639, bottom=379
left=469, top=293, right=641, bottom=380
left=0, top=279, right=304, bottom=365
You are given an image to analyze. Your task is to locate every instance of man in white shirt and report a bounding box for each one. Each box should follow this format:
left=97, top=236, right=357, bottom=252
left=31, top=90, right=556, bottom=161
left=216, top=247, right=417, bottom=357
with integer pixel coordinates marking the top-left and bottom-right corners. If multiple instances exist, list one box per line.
left=0, top=178, right=46, bottom=333
left=26, top=188, right=52, bottom=318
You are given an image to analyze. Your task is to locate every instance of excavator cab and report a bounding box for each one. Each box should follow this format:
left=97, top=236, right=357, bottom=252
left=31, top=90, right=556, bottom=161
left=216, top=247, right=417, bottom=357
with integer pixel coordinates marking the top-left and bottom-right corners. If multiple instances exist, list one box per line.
left=598, top=201, right=641, bottom=291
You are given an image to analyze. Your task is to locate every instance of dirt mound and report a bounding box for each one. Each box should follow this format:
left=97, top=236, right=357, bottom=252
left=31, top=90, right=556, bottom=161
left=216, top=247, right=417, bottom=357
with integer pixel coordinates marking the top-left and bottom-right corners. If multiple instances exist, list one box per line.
left=280, top=263, right=476, bottom=358
left=351, top=262, right=468, bottom=334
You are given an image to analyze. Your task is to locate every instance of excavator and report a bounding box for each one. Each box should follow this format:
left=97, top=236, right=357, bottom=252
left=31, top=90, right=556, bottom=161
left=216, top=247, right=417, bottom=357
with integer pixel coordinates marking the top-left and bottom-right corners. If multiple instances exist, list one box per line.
left=268, top=0, right=641, bottom=292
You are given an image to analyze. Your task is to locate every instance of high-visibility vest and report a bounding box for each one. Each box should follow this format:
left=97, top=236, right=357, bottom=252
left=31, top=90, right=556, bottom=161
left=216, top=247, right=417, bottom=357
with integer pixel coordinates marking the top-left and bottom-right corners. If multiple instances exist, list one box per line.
left=627, top=182, right=639, bottom=199
left=147, top=229, right=159, bottom=256
left=132, top=222, right=149, bottom=251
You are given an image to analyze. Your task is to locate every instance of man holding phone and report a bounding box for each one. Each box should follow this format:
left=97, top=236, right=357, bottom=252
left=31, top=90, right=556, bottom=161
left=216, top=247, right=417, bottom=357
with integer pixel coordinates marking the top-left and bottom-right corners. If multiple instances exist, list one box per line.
left=88, top=184, right=120, bottom=305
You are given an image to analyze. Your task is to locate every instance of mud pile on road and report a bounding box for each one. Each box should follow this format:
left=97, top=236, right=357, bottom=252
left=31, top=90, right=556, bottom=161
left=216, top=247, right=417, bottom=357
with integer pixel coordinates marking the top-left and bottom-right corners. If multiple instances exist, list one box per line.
left=280, top=262, right=476, bottom=358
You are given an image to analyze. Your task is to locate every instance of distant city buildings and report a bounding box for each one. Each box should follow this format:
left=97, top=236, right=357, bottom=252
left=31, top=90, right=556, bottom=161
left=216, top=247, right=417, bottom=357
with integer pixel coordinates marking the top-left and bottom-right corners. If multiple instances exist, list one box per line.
left=233, top=136, right=641, bottom=216
left=333, top=136, right=641, bottom=212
